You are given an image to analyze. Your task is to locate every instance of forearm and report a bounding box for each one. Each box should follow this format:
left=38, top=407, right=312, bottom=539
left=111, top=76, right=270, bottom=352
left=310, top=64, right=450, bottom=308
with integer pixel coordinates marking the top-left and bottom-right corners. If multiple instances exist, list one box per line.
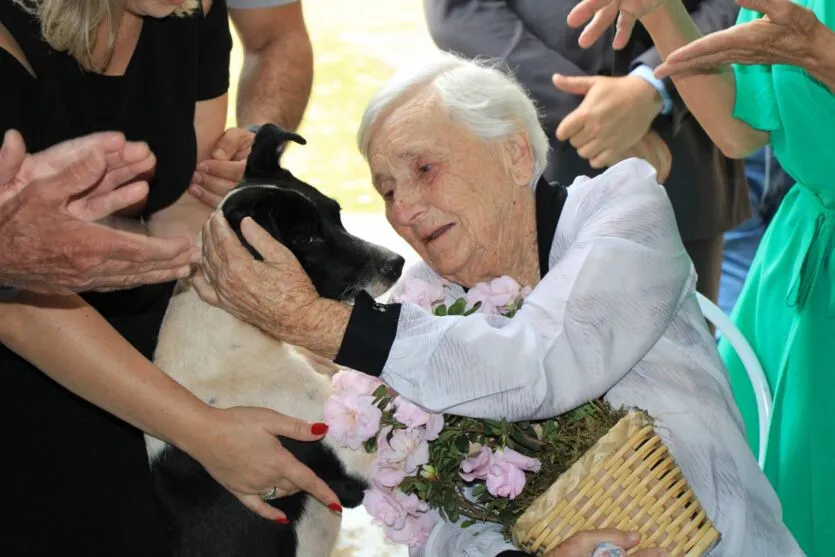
left=641, top=2, right=768, bottom=157
left=283, top=298, right=350, bottom=361
left=0, top=292, right=209, bottom=449
left=236, top=34, right=313, bottom=130
left=147, top=191, right=212, bottom=242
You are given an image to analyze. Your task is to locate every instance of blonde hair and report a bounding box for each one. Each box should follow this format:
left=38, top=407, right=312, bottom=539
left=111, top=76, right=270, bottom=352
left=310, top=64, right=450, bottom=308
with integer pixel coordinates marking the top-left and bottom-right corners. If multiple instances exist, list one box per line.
left=13, top=0, right=199, bottom=68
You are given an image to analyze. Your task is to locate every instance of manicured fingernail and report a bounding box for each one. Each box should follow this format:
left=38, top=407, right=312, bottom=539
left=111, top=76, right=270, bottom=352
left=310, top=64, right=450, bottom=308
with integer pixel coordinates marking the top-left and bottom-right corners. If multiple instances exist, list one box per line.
left=627, top=531, right=641, bottom=543
left=274, top=517, right=289, bottom=524
left=198, top=162, right=208, bottom=172
left=328, top=503, right=343, bottom=514
left=311, top=422, right=328, bottom=436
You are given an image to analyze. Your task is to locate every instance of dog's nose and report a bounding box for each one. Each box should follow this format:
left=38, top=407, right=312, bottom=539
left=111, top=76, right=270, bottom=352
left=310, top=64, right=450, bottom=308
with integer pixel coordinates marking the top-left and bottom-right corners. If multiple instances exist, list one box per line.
left=380, top=254, right=405, bottom=281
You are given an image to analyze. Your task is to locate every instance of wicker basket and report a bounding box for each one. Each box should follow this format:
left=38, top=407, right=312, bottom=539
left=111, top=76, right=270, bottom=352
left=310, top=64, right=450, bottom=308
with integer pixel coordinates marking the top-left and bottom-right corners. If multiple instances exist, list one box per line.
left=511, top=410, right=720, bottom=556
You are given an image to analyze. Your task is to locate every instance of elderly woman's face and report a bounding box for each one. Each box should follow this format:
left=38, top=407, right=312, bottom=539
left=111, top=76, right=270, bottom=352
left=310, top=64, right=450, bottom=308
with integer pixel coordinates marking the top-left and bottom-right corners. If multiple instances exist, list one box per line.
left=367, top=92, right=534, bottom=284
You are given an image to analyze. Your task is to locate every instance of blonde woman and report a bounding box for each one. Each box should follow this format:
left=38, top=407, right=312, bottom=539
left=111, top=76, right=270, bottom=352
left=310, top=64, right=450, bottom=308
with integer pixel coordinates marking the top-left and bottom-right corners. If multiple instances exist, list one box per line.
left=0, top=1, right=341, bottom=554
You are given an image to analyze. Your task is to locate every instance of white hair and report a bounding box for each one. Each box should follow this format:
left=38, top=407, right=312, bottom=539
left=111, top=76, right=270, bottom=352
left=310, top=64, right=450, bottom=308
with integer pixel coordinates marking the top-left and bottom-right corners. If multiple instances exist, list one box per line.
left=357, top=52, right=549, bottom=178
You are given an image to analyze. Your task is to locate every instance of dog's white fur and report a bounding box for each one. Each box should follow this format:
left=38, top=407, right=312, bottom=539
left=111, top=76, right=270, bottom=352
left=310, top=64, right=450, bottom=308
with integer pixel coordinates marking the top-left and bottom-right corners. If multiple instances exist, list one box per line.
left=146, top=279, right=374, bottom=557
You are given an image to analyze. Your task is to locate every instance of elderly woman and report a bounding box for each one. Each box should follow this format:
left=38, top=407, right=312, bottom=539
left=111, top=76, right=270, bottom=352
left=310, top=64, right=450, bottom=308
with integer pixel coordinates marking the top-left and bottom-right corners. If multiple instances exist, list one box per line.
left=564, top=0, right=835, bottom=553
left=196, top=54, right=802, bottom=556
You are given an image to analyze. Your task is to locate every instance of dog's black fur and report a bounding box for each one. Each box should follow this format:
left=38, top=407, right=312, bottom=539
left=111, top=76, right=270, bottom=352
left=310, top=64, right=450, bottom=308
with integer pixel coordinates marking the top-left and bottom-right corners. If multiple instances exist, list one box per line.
left=150, top=124, right=405, bottom=556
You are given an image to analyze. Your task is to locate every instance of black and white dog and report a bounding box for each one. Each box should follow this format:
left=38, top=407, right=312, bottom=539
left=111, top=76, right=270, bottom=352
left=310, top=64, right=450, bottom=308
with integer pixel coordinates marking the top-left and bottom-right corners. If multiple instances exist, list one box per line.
left=147, top=124, right=405, bottom=557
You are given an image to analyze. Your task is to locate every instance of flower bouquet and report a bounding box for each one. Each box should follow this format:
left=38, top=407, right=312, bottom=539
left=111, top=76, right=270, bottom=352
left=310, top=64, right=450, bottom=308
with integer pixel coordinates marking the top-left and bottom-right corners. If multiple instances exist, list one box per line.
left=324, top=277, right=720, bottom=556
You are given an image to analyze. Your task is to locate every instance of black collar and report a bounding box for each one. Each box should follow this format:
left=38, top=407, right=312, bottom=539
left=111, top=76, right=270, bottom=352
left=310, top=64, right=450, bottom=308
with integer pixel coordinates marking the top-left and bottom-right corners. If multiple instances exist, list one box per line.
left=535, top=176, right=567, bottom=278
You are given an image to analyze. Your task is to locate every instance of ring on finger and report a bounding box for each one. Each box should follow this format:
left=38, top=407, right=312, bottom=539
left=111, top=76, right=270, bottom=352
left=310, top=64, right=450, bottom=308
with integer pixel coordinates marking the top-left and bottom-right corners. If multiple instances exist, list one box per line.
left=260, top=486, right=279, bottom=501
left=592, top=542, right=626, bottom=557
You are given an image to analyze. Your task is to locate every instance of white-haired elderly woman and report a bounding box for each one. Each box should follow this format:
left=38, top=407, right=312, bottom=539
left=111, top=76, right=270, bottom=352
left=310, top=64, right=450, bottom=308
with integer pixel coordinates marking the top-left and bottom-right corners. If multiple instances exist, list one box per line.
left=196, top=54, right=803, bottom=556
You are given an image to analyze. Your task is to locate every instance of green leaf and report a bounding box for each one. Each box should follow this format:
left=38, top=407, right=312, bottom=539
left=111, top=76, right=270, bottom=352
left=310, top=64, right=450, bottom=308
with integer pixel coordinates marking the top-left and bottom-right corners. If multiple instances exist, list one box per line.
left=472, top=484, right=486, bottom=497
left=461, top=519, right=476, bottom=529
left=447, top=298, right=467, bottom=315
left=434, top=304, right=448, bottom=316
left=363, top=436, right=377, bottom=453
left=454, top=435, right=470, bottom=453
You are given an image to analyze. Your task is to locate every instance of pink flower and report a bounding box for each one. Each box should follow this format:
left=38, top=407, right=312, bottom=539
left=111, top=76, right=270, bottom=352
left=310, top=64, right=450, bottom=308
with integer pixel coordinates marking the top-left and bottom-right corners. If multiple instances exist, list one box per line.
left=423, top=413, right=445, bottom=441
left=392, top=278, right=446, bottom=310
left=384, top=508, right=439, bottom=548
left=363, top=486, right=410, bottom=530
left=387, top=428, right=430, bottom=475
left=465, top=276, right=525, bottom=314
left=332, top=369, right=384, bottom=396
left=322, top=391, right=382, bottom=450
left=485, top=448, right=541, bottom=500
left=372, top=426, right=429, bottom=487
left=393, top=396, right=431, bottom=429
left=459, top=445, right=493, bottom=482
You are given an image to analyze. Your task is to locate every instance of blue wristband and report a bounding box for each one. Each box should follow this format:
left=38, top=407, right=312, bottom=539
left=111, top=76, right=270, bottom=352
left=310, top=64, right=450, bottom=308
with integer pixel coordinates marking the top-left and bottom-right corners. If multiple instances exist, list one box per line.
left=630, top=64, right=673, bottom=116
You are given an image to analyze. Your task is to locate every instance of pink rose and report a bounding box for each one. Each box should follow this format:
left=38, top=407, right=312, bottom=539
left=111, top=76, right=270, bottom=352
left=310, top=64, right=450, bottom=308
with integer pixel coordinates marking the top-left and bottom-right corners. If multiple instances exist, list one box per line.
left=393, top=396, right=431, bottom=429
left=423, top=413, right=445, bottom=441
left=459, top=445, right=493, bottom=482
left=392, top=278, right=446, bottom=310
left=363, top=486, right=410, bottom=530
left=322, top=391, right=382, bottom=450
left=384, top=508, right=439, bottom=548
left=484, top=448, right=541, bottom=500
left=387, top=428, right=430, bottom=475
left=332, top=369, right=384, bottom=396
left=465, top=276, right=524, bottom=314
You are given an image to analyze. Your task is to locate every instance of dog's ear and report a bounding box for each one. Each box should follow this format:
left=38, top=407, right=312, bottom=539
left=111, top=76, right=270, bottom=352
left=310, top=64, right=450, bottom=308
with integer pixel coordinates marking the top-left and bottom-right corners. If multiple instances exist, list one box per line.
left=244, top=123, right=307, bottom=180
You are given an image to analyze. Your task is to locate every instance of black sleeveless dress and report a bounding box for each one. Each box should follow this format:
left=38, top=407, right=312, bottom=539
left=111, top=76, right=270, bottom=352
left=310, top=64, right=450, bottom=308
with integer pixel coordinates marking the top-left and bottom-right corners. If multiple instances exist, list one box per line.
left=0, top=1, right=231, bottom=554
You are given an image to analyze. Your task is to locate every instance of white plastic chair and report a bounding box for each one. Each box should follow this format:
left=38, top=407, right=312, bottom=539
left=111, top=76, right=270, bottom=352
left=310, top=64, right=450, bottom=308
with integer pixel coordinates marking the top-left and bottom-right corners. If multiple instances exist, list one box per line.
left=696, top=292, right=771, bottom=470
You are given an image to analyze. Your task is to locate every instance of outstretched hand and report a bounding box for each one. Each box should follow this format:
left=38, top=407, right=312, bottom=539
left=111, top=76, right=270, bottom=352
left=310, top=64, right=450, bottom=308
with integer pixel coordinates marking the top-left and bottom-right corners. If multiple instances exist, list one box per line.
left=655, top=0, right=835, bottom=89
left=566, top=0, right=672, bottom=49
left=0, top=130, right=197, bottom=294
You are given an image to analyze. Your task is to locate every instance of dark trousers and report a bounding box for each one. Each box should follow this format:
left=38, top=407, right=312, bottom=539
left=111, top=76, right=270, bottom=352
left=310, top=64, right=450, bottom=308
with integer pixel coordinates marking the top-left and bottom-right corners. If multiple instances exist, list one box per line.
left=684, top=235, right=724, bottom=304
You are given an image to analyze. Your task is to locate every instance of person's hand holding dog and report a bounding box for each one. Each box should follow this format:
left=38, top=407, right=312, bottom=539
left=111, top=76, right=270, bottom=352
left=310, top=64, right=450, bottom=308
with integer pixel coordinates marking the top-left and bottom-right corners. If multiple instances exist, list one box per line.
left=541, top=529, right=668, bottom=557
left=553, top=74, right=664, bottom=170
left=189, top=127, right=255, bottom=208
left=183, top=405, right=343, bottom=523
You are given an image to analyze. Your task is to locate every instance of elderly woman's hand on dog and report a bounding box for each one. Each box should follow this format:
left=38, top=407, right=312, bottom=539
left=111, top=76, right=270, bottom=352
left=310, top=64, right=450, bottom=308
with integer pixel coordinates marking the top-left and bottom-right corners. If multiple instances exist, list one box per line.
left=189, top=127, right=255, bottom=208
left=187, top=405, right=342, bottom=523
left=193, top=213, right=348, bottom=358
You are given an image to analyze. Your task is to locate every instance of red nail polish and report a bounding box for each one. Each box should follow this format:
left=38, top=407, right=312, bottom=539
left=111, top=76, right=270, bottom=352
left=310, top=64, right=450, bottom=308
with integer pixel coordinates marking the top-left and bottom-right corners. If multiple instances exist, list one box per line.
left=311, top=423, right=328, bottom=436
left=274, top=517, right=289, bottom=525
left=328, top=503, right=343, bottom=514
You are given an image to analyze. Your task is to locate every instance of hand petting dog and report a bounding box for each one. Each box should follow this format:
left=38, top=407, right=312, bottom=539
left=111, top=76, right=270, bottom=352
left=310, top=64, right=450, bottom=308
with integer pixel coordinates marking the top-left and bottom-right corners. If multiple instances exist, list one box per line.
left=654, top=0, right=835, bottom=92
left=189, top=127, right=255, bottom=208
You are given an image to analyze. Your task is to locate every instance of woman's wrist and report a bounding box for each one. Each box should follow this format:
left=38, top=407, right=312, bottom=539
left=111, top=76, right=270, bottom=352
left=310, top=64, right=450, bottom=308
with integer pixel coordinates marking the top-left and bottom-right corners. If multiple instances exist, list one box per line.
left=640, top=0, right=690, bottom=42
left=288, top=297, right=352, bottom=360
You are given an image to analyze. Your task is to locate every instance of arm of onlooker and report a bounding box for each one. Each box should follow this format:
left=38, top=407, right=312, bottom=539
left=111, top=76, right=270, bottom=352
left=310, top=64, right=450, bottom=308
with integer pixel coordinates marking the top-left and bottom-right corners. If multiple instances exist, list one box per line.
left=228, top=0, right=313, bottom=130
left=631, top=0, right=742, bottom=129
left=0, top=290, right=340, bottom=521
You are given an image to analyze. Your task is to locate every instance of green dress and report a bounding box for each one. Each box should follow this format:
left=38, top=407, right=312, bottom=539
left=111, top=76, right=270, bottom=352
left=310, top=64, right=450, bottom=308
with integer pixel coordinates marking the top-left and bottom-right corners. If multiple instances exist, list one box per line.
left=718, top=0, right=835, bottom=554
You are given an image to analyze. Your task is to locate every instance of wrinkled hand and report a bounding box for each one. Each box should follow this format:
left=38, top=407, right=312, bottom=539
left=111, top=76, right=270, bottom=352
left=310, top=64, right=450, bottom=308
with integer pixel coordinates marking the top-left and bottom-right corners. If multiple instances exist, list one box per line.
left=655, top=0, right=835, bottom=90
left=193, top=213, right=319, bottom=341
left=621, top=129, right=672, bottom=182
left=543, top=529, right=667, bottom=557
left=0, top=130, right=197, bottom=294
left=554, top=75, right=663, bottom=168
left=189, top=128, right=254, bottom=208
left=185, top=405, right=341, bottom=522
left=566, top=0, right=673, bottom=49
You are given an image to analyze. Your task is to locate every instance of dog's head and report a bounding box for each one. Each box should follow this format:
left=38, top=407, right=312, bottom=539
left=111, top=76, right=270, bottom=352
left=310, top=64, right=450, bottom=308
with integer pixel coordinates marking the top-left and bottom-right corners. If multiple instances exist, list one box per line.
left=219, top=124, right=404, bottom=301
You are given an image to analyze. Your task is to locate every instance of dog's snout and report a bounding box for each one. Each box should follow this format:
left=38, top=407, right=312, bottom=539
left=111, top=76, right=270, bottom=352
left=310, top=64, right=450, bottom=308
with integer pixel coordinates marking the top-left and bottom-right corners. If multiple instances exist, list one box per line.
left=380, top=254, right=405, bottom=281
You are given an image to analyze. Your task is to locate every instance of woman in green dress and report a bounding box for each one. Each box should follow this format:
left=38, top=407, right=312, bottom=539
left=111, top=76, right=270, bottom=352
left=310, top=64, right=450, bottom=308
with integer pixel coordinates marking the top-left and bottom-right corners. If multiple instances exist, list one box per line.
left=565, top=0, right=835, bottom=554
